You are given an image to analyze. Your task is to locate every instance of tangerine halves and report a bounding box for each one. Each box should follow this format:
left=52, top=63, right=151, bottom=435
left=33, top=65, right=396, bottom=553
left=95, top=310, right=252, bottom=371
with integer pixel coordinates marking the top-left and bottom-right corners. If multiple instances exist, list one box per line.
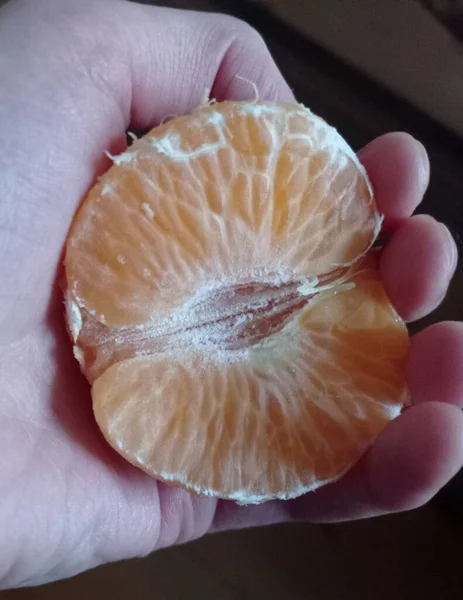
left=64, top=101, right=409, bottom=504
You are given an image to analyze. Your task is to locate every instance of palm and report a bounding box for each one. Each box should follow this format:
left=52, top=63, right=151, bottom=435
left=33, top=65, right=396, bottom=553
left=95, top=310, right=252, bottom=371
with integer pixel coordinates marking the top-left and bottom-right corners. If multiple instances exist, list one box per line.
left=1, top=0, right=463, bottom=589
left=1, top=310, right=219, bottom=582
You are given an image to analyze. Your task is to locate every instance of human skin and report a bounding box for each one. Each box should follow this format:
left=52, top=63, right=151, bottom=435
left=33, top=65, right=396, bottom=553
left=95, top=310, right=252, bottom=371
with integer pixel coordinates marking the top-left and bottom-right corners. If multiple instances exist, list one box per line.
left=1, top=0, right=463, bottom=588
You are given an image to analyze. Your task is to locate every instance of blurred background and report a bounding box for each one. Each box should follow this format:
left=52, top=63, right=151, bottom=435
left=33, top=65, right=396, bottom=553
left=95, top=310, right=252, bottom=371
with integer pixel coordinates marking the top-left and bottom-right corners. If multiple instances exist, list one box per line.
left=3, top=0, right=463, bottom=598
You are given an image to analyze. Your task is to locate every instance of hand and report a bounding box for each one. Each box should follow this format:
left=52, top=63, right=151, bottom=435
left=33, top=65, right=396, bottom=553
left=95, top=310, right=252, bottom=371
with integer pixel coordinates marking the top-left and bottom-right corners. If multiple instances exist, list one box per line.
left=1, top=0, right=462, bottom=588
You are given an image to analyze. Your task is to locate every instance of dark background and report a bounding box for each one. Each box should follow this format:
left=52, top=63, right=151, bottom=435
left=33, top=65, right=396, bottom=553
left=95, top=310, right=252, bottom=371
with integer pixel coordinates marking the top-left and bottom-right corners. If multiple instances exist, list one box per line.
left=3, top=0, right=463, bottom=598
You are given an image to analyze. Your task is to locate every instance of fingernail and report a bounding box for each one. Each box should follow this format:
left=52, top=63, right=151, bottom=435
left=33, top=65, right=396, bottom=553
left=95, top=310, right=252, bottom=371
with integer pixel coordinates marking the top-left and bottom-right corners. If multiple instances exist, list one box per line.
left=440, top=222, right=458, bottom=273
left=414, top=139, right=430, bottom=194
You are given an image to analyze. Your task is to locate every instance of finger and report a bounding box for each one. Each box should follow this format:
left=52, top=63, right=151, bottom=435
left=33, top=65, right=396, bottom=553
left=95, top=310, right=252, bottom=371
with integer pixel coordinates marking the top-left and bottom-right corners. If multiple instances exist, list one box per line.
left=286, top=402, right=463, bottom=522
left=126, top=4, right=294, bottom=129
left=407, top=322, right=463, bottom=407
left=209, top=23, right=294, bottom=103
left=359, top=133, right=430, bottom=233
left=380, top=215, right=457, bottom=321
left=212, top=498, right=288, bottom=533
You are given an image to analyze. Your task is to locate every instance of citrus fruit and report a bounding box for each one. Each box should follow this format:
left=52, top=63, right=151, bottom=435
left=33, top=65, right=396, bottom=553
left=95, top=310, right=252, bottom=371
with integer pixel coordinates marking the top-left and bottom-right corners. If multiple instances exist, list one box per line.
left=64, top=100, right=409, bottom=504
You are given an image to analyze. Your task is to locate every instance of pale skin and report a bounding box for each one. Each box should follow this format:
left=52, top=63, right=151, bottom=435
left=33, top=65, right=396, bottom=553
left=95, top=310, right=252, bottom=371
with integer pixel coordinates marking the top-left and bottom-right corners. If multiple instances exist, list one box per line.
left=1, top=0, right=463, bottom=588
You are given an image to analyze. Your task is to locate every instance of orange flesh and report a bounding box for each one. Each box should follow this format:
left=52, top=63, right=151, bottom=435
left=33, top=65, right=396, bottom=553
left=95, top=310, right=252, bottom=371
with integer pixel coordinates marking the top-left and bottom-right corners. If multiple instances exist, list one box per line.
left=65, top=101, right=409, bottom=504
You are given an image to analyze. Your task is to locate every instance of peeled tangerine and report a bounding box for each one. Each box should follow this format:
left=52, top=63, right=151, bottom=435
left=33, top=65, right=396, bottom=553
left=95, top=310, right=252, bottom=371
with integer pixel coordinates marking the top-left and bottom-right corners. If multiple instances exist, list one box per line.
left=64, top=101, right=409, bottom=504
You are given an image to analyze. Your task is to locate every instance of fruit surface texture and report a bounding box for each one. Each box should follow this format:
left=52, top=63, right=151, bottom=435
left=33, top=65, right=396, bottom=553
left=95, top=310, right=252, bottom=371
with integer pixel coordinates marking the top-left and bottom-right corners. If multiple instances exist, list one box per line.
left=64, top=101, right=409, bottom=504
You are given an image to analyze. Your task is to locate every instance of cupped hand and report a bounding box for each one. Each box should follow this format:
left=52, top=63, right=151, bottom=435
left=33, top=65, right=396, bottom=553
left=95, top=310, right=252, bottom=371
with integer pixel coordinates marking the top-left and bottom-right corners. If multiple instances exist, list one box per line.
left=1, top=0, right=462, bottom=588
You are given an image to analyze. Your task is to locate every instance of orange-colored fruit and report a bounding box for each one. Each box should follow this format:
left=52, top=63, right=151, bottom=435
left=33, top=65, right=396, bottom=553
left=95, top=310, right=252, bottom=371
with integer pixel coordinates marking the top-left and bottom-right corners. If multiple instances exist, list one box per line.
left=64, top=101, right=409, bottom=504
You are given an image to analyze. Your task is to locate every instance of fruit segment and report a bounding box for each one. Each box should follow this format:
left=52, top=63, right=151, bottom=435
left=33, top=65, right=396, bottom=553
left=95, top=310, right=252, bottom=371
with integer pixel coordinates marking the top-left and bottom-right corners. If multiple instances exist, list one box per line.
left=66, top=102, right=378, bottom=328
left=92, top=255, right=408, bottom=503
